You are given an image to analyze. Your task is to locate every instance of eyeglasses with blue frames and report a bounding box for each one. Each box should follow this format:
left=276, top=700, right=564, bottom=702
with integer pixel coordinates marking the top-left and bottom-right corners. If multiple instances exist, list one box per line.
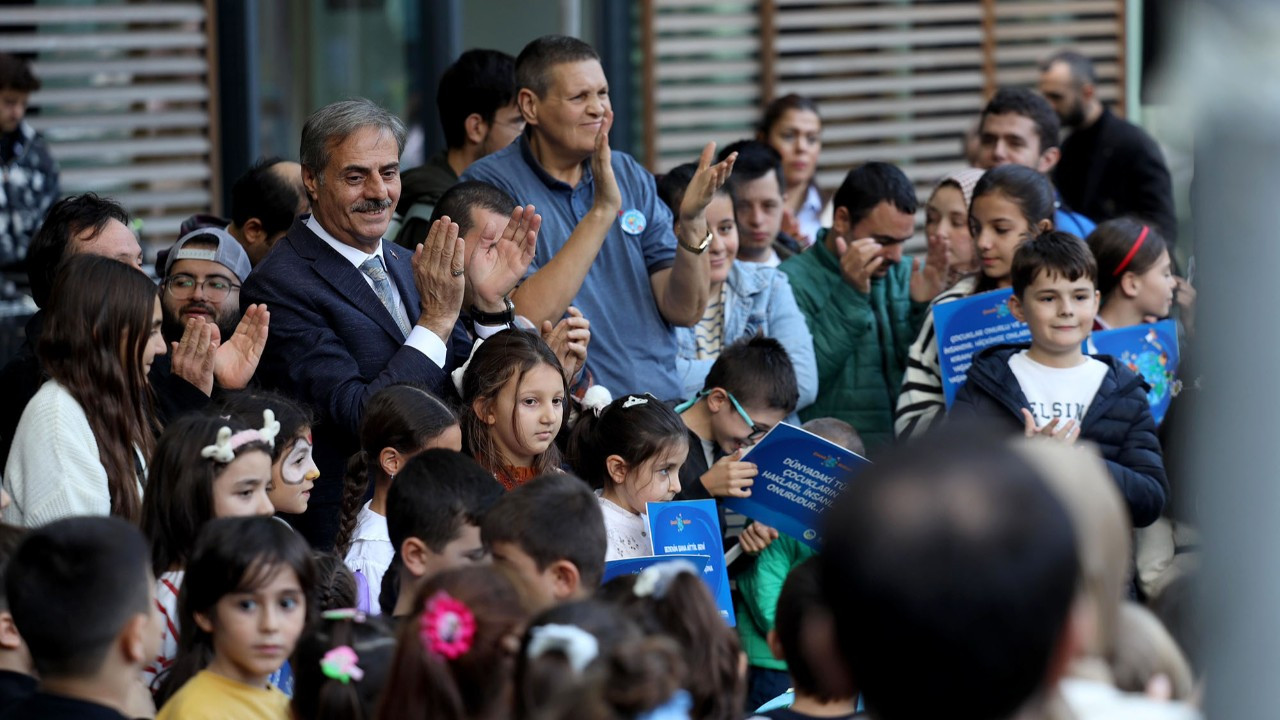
left=673, top=389, right=772, bottom=445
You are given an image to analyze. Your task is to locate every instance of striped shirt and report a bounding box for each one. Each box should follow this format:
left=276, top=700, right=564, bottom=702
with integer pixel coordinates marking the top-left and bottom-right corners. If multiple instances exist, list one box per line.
left=694, top=286, right=727, bottom=360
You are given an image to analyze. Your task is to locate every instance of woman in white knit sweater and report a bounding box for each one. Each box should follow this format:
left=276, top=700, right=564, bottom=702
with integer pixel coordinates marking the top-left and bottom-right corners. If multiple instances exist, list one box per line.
left=3, top=254, right=167, bottom=526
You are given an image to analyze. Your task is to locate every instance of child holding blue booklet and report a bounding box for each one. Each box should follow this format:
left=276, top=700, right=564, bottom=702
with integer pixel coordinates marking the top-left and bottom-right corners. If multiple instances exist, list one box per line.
left=896, top=165, right=1057, bottom=440
left=738, top=419, right=864, bottom=711
left=950, top=232, right=1167, bottom=527
left=567, top=394, right=688, bottom=562
left=673, top=335, right=796, bottom=555
left=1089, top=218, right=1197, bottom=597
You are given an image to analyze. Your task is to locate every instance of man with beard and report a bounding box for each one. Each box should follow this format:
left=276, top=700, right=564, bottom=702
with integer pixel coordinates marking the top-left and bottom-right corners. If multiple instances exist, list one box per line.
left=155, top=226, right=267, bottom=398
left=1039, top=50, right=1177, bottom=241
left=974, top=87, right=1096, bottom=240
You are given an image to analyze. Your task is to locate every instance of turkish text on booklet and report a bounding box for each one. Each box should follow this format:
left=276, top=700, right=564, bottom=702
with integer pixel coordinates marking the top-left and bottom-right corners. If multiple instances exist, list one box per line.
left=723, top=423, right=868, bottom=550
left=933, top=288, right=1031, bottom=406
left=646, top=499, right=736, bottom=626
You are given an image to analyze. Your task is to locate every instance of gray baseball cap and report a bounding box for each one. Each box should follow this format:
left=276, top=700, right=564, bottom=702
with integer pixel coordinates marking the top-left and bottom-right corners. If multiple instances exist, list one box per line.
left=164, top=227, right=253, bottom=284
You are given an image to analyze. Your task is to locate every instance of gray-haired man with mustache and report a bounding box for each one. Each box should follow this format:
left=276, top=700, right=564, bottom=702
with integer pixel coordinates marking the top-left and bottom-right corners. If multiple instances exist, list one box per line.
left=242, top=98, right=531, bottom=548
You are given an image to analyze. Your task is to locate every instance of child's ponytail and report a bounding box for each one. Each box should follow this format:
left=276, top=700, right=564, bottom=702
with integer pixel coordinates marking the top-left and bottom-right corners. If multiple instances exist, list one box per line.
left=333, top=385, right=458, bottom=557
left=292, top=610, right=396, bottom=720
left=566, top=394, right=687, bottom=489
left=374, top=565, right=529, bottom=720
left=514, top=600, right=643, bottom=719
left=333, top=451, right=372, bottom=558
left=601, top=563, right=744, bottom=720
left=532, top=636, right=689, bottom=720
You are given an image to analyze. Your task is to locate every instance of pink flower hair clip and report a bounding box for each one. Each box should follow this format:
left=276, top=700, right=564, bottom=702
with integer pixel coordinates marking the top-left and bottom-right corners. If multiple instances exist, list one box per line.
left=419, top=591, right=476, bottom=660
left=320, top=645, right=364, bottom=684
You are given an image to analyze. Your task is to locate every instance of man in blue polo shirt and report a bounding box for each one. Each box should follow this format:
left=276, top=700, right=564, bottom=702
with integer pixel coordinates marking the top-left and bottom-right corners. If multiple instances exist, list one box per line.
left=463, top=35, right=735, bottom=399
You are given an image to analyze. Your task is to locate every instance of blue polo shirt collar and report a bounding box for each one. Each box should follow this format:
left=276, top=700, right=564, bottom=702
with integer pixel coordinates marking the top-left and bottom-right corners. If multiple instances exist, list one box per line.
left=517, top=134, right=594, bottom=191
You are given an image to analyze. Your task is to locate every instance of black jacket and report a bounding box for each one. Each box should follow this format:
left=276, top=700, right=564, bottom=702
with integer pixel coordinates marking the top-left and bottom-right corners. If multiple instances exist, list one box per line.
left=950, top=344, right=1167, bottom=527
left=1054, top=107, right=1177, bottom=242
left=393, top=150, right=458, bottom=250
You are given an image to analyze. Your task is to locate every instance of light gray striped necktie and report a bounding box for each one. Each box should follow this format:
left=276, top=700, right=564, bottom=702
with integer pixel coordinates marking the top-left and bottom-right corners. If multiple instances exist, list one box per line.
left=359, top=256, right=412, bottom=338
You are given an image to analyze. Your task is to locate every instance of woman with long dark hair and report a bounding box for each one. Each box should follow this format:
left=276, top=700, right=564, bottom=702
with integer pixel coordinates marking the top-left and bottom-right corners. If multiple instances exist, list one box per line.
left=3, top=253, right=165, bottom=526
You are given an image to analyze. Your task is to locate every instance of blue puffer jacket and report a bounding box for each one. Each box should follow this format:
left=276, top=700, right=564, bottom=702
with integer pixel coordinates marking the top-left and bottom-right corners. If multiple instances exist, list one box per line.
left=674, top=260, right=817, bottom=410
left=950, top=344, right=1167, bottom=527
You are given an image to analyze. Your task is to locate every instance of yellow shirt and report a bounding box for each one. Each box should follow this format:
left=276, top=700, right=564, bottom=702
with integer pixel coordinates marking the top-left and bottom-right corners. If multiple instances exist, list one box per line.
left=157, top=669, right=290, bottom=720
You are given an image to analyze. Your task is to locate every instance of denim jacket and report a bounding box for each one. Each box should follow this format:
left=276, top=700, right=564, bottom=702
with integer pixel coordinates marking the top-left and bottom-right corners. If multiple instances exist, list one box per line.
left=674, top=261, right=817, bottom=410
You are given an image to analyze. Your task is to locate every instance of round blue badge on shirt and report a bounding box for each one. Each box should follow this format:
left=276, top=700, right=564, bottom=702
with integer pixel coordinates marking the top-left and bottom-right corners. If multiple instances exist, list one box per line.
left=621, top=209, right=647, bottom=235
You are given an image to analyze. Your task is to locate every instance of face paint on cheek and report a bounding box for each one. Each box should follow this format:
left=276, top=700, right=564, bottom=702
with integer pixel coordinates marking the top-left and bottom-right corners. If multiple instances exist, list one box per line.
left=280, top=439, right=315, bottom=486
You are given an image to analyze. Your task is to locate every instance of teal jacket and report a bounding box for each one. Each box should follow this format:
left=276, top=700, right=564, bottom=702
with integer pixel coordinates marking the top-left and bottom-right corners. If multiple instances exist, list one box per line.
left=736, top=535, right=815, bottom=671
left=779, top=230, right=928, bottom=451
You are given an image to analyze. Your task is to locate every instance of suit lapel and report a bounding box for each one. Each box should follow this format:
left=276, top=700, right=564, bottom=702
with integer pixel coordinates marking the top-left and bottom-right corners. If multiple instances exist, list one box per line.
left=291, top=219, right=408, bottom=342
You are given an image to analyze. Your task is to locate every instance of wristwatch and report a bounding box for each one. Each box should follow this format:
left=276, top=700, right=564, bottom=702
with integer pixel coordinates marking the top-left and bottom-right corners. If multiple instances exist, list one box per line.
left=469, top=296, right=515, bottom=326
left=678, top=227, right=713, bottom=255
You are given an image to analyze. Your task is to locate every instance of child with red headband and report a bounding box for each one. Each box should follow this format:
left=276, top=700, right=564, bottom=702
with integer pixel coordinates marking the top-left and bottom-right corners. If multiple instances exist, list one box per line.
left=1087, top=218, right=1180, bottom=331
left=951, top=231, right=1167, bottom=529
left=1089, top=218, right=1199, bottom=599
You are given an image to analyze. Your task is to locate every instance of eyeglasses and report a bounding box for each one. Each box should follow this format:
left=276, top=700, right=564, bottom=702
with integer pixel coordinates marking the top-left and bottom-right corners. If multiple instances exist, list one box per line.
left=164, top=274, right=240, bottom=302
left=723, top=391, right=771, bottom=444
left=674, top=389, right=771, bottom=445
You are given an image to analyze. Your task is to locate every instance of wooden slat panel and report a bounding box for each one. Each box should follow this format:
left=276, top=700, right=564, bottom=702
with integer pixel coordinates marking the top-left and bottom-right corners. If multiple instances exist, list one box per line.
left=32, top=57, right=209, bottom=78
left=49, top=137, right=211, bottom=160
left=996, top=40, right=1117, bottom=63
left=108, top=190, right=212, bottom=208
left=27, top=111, right=209, bottom=132
left=655, top=12, right=757, bottom=32
left=654, top=34, right=758, bottom=55
left=776, top=49, right=984, bottom=76
left=657, top=84, right=761, bottom=104
left=1, top=1, right=218, bottom=258
left=30, top=84, right=209, bottom=106
left=657, top=59, right=757, bottom=80
left=0, top=31, right=206, bottom=53
left=820, top=94, right=987, bottom=121
left=645, top=0, right=1127, bottom=217
left=783, top=72, right=985, bottom=98
left=775, top=27, right=984, bottom=52
left=0, top=5, right=205, bottom=24
left=61, top=163, right=212, bottom=186
left=995, top=1, right=1117, bottom=18
left=775, top=5, right=981, bottom=27
left=996, top=20, right=1118, bottom=41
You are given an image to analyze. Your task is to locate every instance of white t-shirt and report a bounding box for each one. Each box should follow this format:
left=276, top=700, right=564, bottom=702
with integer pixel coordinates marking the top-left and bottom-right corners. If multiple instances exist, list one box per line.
left=595, top=491, right=652, bottom=561
left=344, top=501, right=393, bottom=616
left=1008, top=351, right=1108, bottom=427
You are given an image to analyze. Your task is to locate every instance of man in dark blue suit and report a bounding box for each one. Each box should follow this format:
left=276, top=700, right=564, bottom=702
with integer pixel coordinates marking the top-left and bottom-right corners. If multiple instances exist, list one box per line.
left=244, top=99, right=536, bottom=547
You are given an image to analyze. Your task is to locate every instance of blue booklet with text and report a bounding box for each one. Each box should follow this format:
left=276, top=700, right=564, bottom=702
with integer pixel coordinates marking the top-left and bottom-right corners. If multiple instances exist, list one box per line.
left=646, top=499, right=736, bottom=625
left=1089, top=319, right=1180, bottom=425
left=933, top=288, right=1031, bottom=406
left=723, top=423, right=869, bottom=550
